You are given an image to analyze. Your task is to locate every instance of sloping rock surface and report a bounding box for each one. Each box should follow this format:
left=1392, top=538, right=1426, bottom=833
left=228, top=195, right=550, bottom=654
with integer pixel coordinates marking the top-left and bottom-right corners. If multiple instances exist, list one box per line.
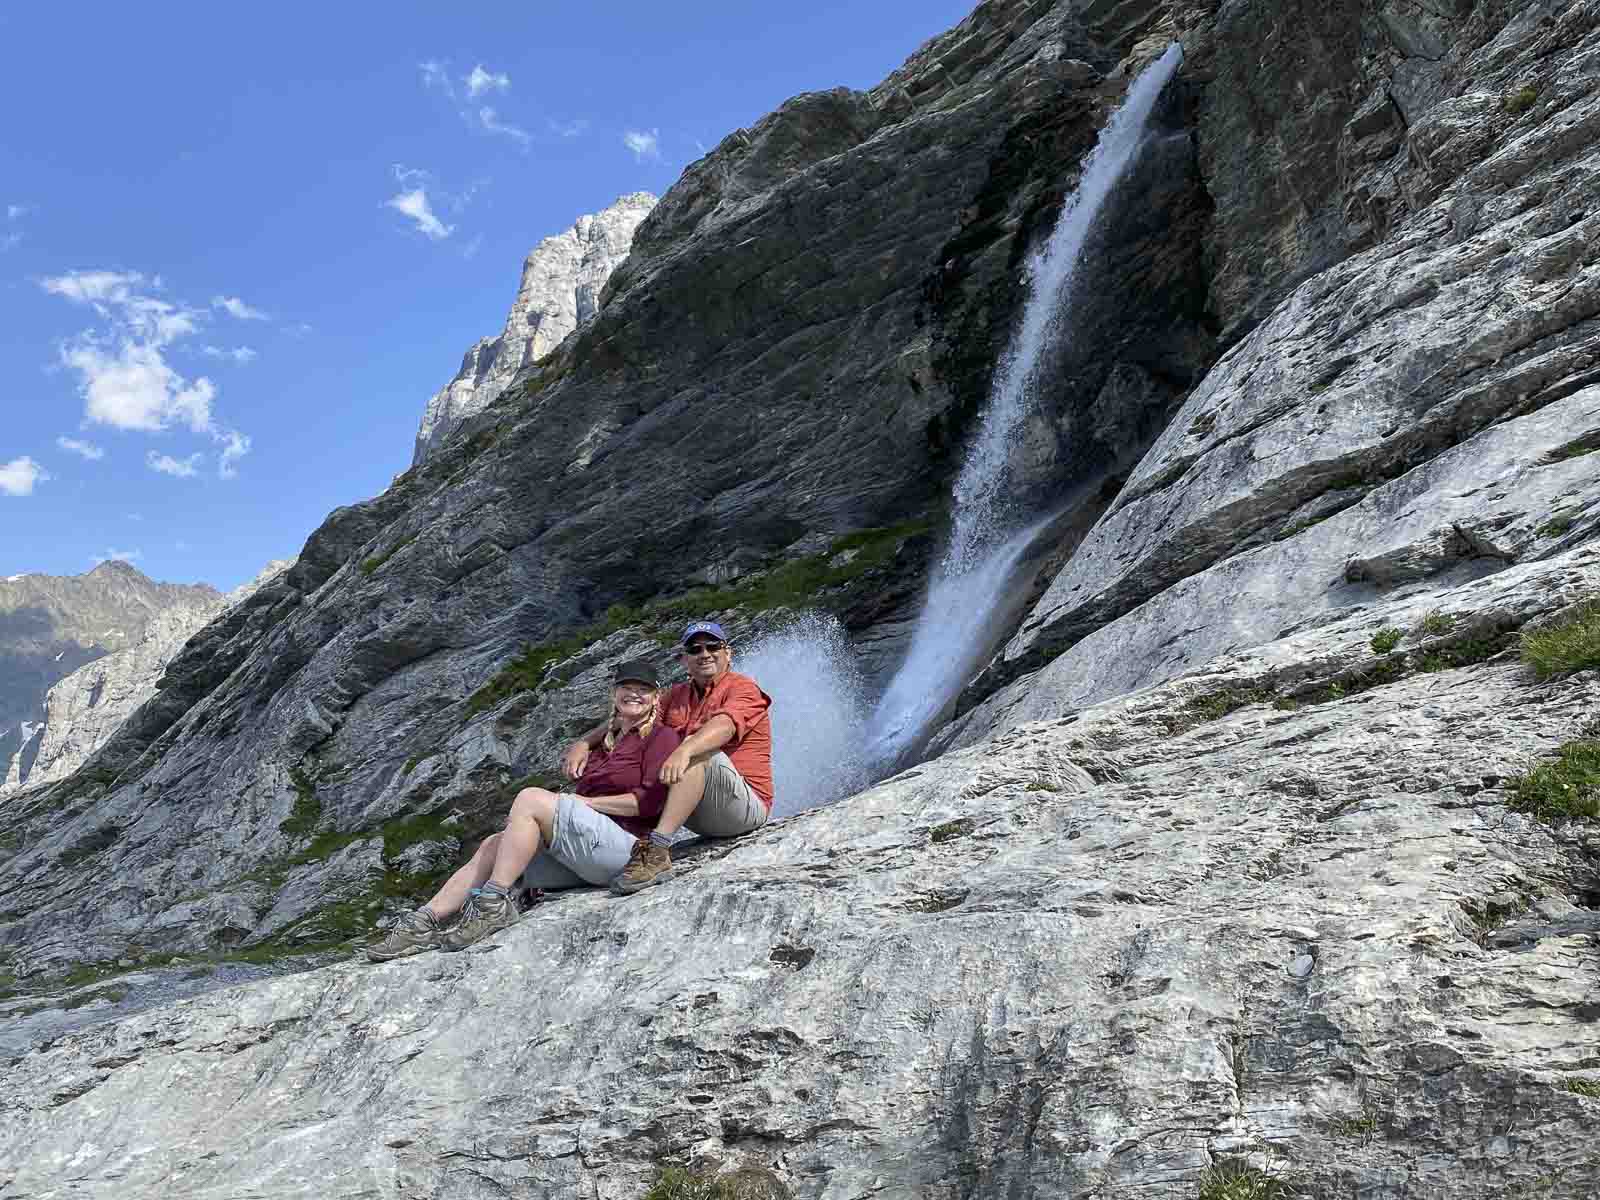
left=3, top=546, right=1596, bottom=1199
left=413, top=192, right=657, bottom=464
left=0, top=561, right=292, bottom=795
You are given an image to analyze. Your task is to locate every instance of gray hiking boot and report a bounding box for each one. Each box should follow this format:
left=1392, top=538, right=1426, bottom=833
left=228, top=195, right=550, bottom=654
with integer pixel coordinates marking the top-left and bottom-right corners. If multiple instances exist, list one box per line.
left=441, top=887, right=520, bottom=951
left=367, top=907, right=444, bottom=962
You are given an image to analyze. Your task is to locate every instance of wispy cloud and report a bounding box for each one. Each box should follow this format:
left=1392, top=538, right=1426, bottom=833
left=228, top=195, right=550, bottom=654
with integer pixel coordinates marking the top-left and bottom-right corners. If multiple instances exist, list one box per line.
left=216, top=431, right=251, bottom=480
left=386, top=188, right=454, bottom=240
left=461, top=234, right=484, bottom=261
left=146, top=450, right=202, bottom=478
left=6, top=204, right=28, bottom=221
left=477, top=106, right=530, bottom=147
left=623, top=128, right=661, bottom=162
left=549, top=118, right=590, bottom=139
left=56, top=436, right=105, bottom=461
left=2, top=203, right=26, bottom=252
left=212, top=295, right=268, bottom=321
left=465, top=65, right=510, bottom=97
left=201, top=345, right=258, bottom=363
left=419, top=60, right=453, bottom=95
left=285, top=322, right=314, bottom=338
left=89, top=547, right=142, bottom=565
left=41, top=269, right=252, bottom=479
left=0, top=456, right=49, bottom=497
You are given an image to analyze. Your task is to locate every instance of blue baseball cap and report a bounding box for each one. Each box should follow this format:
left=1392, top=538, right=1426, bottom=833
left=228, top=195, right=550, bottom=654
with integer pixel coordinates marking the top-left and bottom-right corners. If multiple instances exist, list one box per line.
left=680, top=620, right=728, bottom=646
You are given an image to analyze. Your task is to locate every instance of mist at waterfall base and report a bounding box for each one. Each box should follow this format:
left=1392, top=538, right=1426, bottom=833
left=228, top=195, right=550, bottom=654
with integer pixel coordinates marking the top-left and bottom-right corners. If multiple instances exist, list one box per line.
left=742, top=45, right=1185, bottom=814
left=738, top=613, right=876, bottom=818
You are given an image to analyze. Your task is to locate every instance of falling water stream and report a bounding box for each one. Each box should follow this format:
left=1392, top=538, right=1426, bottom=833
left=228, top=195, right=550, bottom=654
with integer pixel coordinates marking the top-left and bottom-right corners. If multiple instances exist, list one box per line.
left=861, top=43, right=1185, bottom=773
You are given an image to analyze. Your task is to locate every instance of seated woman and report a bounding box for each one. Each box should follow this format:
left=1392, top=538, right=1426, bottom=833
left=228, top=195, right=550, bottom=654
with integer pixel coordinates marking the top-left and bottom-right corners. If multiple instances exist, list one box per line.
left=368, top=658, right=679, bottom=960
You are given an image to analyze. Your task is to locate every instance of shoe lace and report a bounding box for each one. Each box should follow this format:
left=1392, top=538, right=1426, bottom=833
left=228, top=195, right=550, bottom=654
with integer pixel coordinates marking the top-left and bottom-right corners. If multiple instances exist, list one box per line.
left=626, top=839, right=652, bottom=867
left=458, top=889, right=484, bottom=924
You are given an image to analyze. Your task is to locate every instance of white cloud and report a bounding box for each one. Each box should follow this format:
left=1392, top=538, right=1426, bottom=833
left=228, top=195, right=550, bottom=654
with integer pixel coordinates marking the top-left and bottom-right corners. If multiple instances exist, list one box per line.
left=60, top=341, right=215, bottom=432
left=465, top=65, right=510, bottom=97
left=6, top=204, right=27, bottom=221
left=419, top=60, right=452, bottom=95
left=285, top=322, right=314, bottom=338
left=146, top=450, right=202, bottom=478
left=549, top=118, right=590, bottom=139
left=56, top=436, right=105, bottom=460
left=89, top=547, right=142, bottom=565
left=387, top=188, right=454, bottom=240
left=42, top=270, right=249, bottom=477
left=0, top=456, right=49, bottom=496
left=201, top=345, right=258, bottom=363
left=477, top=106, right=530, bottom=147
left=215, top=430, right=251, bottom=479
left=624, top=128, right=661, bottom=161
left=212, top=295, right=268, bottom=321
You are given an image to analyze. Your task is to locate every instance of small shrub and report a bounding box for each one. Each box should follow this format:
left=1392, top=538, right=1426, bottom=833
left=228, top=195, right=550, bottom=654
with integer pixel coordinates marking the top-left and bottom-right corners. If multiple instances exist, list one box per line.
left=1414, top=609, right=1455, bottom=637
left=1537, top=516, right=1574, bottom=538
left=929, top=818, right=974, bottom=844
left=1564, top=1077, right=1600, bottom=1099
left=1521, top=600, right=1600, bottom=678
left=279, top=767, right=322, bottom=838
left=643, top=1166, right=789, bottom=1200
left=1330, top=1109, right=1379, bottom=1137
left=1186, top=686, right=1274, bottom=723
left=1272, top=697, right=1301, bottom=712
left=1198, top=1164, right=1293, bottom=1200
left=1370, top=627, right=1403, bottom=655
left=1503, top=85, right=1539, bottom=114
left=1506, top=740, right=1600, bottom=821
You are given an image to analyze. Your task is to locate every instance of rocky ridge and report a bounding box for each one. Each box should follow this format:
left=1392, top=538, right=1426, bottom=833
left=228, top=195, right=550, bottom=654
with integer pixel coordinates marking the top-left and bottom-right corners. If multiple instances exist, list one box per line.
left=2, top=1, right=1599, bottom=1196
left=413, top=192, right=658, bottom=464
left=0, top=562, right=219, bottom=790
left=0, top=561, right=292, bottom=796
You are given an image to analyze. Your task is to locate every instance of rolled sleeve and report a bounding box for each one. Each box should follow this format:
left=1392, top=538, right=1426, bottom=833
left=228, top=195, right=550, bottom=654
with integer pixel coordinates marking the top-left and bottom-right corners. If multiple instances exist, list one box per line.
left=710, top=676, right=772, bottom=743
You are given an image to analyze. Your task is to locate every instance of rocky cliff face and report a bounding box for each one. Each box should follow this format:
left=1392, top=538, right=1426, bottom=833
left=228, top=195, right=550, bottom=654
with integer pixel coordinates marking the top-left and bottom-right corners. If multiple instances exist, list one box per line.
left=0, top=561, right=291, bottom=796
left=413, top=192, right=658, bottom=464
left=0, top=562, right=219, bottom=789
left=3, top=1, right=1599, bottom=1196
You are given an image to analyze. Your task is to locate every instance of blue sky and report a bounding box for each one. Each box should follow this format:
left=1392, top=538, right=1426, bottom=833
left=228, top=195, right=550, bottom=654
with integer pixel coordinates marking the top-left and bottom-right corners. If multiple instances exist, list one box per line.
left=0, top=1, right=974, bottom=590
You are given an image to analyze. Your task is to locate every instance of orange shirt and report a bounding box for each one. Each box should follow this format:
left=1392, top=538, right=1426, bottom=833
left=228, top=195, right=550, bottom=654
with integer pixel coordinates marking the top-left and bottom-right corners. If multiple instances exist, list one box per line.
left=657, top=669, right=774, bottom=809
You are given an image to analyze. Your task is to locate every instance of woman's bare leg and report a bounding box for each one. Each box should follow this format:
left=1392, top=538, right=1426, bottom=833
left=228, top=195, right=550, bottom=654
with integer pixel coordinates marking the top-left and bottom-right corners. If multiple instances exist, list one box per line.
left=424, top=833, right=500, bottom=920
left=488, top=787, right=560, bottom=889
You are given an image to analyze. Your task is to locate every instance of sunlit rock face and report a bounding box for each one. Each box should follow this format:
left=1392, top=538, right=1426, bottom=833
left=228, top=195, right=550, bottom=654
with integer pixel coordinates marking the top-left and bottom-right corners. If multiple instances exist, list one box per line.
left=412, top=192, right=658, bottom=465
left=0, top=561, right=291, bottom=796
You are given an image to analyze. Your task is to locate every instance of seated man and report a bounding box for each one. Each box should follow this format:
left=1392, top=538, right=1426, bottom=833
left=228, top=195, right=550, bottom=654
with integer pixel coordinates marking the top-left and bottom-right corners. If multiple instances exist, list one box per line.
left=563, top=619, right=773, bottom=893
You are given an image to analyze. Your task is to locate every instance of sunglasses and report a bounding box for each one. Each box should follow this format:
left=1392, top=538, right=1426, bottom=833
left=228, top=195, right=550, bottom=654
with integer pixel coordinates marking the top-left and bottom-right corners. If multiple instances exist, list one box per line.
left=681, top=640, right=725, bottom=655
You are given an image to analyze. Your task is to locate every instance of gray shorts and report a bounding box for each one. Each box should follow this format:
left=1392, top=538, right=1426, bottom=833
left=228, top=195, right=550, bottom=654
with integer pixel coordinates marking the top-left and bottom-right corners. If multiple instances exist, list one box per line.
left=521, top=792, right=638, bottom=891
left=685, top=752, right=770, bottom=838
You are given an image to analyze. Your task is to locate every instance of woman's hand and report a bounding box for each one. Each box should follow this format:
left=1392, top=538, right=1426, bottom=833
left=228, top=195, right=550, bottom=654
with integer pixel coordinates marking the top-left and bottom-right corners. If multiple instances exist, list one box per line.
left=658, top=743, right=695, bottom=786
left=562, top=740, right=591, bottom=780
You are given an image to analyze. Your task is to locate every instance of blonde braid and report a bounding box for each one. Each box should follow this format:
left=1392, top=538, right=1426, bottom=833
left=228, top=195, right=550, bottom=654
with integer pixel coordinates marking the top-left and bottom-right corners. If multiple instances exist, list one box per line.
left=602, top=692, right=657, bottom=751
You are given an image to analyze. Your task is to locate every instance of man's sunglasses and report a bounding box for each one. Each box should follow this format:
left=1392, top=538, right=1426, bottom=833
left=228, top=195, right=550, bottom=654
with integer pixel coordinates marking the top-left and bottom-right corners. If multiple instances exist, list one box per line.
left=681, top=640, right=725, bottom=655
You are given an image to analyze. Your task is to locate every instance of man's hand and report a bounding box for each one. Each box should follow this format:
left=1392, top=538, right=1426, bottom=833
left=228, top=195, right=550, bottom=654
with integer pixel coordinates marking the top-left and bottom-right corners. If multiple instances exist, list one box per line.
left=562, top=740, right=591, bottom=780
left=659, top=744, right=695, bottom=786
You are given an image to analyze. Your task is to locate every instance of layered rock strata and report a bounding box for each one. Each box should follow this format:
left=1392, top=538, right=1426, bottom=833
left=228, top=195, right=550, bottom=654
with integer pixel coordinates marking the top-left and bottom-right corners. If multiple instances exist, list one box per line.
left=412, top=192, right=658, bottom=464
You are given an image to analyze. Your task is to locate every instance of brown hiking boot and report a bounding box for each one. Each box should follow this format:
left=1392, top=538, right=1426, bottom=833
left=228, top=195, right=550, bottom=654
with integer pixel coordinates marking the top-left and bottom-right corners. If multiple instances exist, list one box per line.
left=611, top=838, right=672, bottom=895
left=441, top=887, right=520, bottom=951
left=367, top=907, right=444, bottom=962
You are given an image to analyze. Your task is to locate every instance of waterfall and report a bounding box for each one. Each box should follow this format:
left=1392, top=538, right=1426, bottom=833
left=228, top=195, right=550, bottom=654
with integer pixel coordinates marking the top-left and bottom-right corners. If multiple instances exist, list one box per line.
left=865, top=43, right=1184, bottom=769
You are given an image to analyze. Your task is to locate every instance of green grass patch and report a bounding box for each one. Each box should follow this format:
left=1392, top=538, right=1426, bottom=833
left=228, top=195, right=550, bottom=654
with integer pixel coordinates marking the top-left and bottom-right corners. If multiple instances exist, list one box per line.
left=380, top=810, right=459, bottom=861
left=929, top=818, right=975, bottom=844
left=1370, top=627, right=1403, bottom=655
left=1199, top=1165, right=1293, bottom=1200
left=359, top=532, right=417, bottom=577
left=1185, top=686, right=1274, bottom=723
left=1273, top=515, right=1328, bottom=542
left=466, top=521, right=930, bottom=715
left=1521, top=600, right=1600, bottom=678
left=1414, top=608, right=1456, bottom=637
left=1415, top=632, right=1511, bottom=673
left=1330, top=1110, right=1379, bottom=1137
left=279, top=767, right=322, bottom=838
left=1537, top=516, right=1574, bottom=538
left=1503, top=85, right=1539, bottom=114
left=1507, top=740, right=1600, bottom=822
left=1564, top=1077, right=1600, bottom=1099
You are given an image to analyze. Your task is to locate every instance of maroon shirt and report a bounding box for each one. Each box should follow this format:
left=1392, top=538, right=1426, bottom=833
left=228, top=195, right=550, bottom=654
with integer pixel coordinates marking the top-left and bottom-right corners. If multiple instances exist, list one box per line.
left=575, top=723, right=681, bottom=837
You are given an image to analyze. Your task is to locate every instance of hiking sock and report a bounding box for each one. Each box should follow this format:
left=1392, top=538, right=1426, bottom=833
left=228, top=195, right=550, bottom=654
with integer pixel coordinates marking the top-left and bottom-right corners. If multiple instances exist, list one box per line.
left=480, top=881, right=513, bottom=900
left=648, top=831, right=673, bottom=850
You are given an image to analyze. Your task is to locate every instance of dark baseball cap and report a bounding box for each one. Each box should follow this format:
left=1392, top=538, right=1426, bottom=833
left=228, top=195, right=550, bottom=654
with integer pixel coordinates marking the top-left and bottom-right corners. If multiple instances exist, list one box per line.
left=611, top=659, right=660, bottom=687
left=680, top=619, right=728, bottom=646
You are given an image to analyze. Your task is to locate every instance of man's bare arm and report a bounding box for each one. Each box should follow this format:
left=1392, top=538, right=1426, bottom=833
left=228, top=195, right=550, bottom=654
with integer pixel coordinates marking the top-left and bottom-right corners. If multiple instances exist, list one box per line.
left=561, top=724, right=609, bottom=779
